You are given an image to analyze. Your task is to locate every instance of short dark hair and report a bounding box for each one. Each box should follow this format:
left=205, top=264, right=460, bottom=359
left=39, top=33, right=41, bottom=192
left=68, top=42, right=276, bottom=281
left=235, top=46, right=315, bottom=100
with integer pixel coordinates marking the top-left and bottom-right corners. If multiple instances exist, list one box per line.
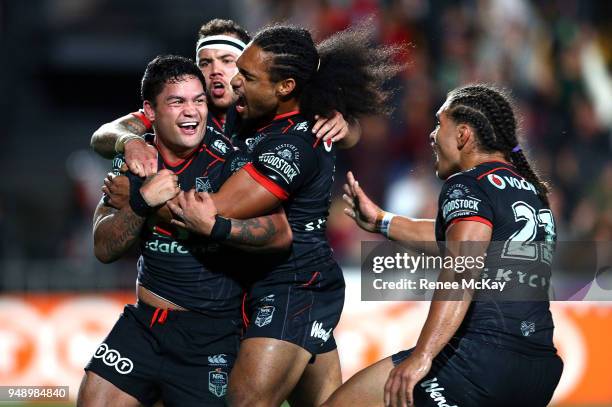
left=141, top=55, right=206, bottom=105
left=252, top=21, right=404, bottom=121
left=197, top=18, right=250, bottom=44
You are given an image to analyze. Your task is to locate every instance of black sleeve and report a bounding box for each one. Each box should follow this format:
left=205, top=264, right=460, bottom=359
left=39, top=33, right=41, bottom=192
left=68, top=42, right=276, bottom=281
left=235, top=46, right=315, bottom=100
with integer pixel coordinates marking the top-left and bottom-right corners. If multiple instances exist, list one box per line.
left=244, top=135, right=317, bottom=200
left=438, top=174, right=494, bottom=230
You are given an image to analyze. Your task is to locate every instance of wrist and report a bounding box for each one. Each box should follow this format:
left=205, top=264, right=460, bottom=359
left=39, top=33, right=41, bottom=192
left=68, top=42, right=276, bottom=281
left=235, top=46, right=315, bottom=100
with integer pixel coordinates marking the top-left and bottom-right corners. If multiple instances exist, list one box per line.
left=129, top=185, right=153, bottom=217
left=115, top=134, right=144, bottom=154
left=376, top=210, right=395, bottom=238
left=210, top=215, right=231, bottom=242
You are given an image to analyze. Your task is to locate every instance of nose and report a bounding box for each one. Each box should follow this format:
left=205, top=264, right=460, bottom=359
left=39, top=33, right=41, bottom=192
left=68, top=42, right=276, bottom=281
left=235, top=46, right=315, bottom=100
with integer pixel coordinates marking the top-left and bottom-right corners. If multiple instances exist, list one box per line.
left=210, top=59, right=221, bottom=76
left=230, top=72, right=243, bottom=91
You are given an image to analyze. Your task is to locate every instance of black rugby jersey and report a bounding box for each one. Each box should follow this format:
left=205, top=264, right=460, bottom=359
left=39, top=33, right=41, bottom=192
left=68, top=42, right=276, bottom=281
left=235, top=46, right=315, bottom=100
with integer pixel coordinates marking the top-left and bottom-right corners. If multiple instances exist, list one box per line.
left=435, top=161, right=557, bottom=355
left=238, top=111, right=338, bottom=274
left=113, top=124, right=243, bottom=317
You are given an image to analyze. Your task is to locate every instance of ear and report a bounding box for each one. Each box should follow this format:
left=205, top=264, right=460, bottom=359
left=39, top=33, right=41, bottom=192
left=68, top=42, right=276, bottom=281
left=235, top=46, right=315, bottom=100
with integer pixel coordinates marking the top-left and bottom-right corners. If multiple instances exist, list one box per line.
left=456, top=123, right=473, bottom=150
left=143, top=100, right=156, bottom=123
left=276, top=78, right=296, bottom=97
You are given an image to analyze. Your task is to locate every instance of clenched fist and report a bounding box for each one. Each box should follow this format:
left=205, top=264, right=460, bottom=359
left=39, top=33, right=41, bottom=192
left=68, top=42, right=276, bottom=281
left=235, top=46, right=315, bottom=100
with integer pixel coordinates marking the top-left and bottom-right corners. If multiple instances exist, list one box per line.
left=140, top=169, right=180, bottom=207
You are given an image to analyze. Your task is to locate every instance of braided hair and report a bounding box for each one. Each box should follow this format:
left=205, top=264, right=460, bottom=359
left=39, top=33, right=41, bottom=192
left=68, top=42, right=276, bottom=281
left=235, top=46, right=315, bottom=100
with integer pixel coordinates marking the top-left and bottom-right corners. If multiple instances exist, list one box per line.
left=251, top=22, right=403, bottom=121
left=446, top=84, right=550, bottom=205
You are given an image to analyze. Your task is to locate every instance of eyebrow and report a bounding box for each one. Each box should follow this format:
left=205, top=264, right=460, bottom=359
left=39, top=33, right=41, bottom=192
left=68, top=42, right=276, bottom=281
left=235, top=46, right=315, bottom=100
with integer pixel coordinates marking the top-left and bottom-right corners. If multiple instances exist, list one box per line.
left=165, top=92, right=206, bottom=101
left=239, top=67, right=254, bottom=78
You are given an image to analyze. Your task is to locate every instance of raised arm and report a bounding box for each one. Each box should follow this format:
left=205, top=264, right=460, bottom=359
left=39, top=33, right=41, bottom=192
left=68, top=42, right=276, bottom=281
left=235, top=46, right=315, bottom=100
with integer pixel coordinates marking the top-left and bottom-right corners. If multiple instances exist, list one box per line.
left=342, top=171, right=437, bottom=253
left=384, top=220, right=491, bottom=407
left=90, top=112, right=158, bottom=176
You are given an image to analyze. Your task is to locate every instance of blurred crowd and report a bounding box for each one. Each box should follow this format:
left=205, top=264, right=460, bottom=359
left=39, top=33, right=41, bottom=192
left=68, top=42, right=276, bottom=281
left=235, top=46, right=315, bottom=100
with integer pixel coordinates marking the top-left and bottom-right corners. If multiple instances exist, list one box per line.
left=240, top=0, right=612, bottom=263
left=2, top=0, right=610, bottom=287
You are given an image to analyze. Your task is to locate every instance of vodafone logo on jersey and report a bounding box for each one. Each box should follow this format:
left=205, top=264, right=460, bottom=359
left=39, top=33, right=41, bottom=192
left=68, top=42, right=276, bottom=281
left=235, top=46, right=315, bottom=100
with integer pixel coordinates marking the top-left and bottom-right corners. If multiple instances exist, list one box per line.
left=487, top=174, right=506, bottom=189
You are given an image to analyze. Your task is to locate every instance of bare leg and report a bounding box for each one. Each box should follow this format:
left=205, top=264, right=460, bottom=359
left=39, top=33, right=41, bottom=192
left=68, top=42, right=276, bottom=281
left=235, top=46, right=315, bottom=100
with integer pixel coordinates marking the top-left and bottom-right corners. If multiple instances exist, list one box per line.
left=77, top=371, right=143, bottom=407
left=289, top=349, right=342, bottom=407
left=321, top=357, right=394, bottom=407
left=227, top=337, right=312, bottom=407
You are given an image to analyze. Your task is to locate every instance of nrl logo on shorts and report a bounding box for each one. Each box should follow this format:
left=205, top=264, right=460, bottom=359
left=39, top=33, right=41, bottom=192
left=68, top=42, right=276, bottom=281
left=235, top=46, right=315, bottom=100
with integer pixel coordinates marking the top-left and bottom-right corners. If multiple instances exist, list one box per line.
left=520, top=321, right=536, bottom=337
left=254, top=305, right=275, bottom=327
left=196, top=176, right=212, bottom=192
left=208, top=369, right=228, bottom=397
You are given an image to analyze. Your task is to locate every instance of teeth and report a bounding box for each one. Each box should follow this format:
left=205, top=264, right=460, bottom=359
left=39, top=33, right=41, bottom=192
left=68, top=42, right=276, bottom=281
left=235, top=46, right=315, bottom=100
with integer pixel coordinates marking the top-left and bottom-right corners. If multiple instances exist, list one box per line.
left=178, top=122, right=198, bottom=128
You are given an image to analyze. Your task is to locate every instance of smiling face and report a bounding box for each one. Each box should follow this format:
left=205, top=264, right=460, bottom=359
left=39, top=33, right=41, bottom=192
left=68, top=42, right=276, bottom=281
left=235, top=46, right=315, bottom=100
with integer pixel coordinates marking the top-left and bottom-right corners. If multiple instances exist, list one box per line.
left=197, top=45, right=240, bottom=111
left=144, top=75, right=208, bottom=160
left=230, top=43, right=280, bottom=122
left=430, top=100, right=462, bottom=180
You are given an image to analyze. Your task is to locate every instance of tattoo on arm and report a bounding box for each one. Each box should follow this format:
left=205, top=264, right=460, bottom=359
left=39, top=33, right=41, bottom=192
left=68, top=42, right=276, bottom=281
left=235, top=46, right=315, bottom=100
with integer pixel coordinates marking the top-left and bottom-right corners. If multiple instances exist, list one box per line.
left=91, top=115, right=148, bottom=158
left=94, top=200, right=145, bottom=262
left=229, top=217, right=278, bottom=248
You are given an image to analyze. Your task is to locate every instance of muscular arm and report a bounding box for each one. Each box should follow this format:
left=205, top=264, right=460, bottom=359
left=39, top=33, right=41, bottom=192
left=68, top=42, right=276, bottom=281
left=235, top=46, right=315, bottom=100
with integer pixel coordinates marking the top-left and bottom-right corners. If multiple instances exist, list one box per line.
left=90, top=113, right=148, bottom=159
left=93, top=199, right=145, bottom=263
left=410, top=220, right=491, bottom=360
left=226, top=207, right=292, bottom=252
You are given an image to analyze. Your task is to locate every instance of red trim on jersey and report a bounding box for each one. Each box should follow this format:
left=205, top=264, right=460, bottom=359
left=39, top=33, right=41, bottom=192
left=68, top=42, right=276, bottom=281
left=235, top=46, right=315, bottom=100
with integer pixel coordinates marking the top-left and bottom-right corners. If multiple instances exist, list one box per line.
left=273, top=110, right=300, bottom=121
left=155, top=138, right=199, bottom=169
left=447, top=216, right=493, bottom=229
left=301, top=271, right=320, bottom=287
left=282, top=119, right=295, bottom=134
left=243, top=163, right=289, bottom=200
left=476, top=166, right=522, bottom=180
left=203, top=146, right=226, bottom=162
left=131, top=111, right=152, bottom=130
left=154, top=225, right=174, bottom=237
left=211, top=116, right=224, bottom=130
left=241, top=292, right=250, bottom=328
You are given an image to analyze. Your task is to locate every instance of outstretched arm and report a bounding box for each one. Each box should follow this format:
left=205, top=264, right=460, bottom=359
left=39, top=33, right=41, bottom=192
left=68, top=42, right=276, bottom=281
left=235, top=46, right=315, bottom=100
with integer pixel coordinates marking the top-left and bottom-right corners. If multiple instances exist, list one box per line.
left=343, top=171, right=437, bottom=253
left=90, top=112, right=158, bottom=176
left=383, top=220, right=491, bottom=407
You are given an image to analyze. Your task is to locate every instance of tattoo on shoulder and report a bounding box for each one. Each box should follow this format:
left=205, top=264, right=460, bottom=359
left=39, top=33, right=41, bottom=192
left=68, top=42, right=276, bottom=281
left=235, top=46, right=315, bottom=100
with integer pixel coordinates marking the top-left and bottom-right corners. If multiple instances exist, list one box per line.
left=231, top=217, right=277, bottom=245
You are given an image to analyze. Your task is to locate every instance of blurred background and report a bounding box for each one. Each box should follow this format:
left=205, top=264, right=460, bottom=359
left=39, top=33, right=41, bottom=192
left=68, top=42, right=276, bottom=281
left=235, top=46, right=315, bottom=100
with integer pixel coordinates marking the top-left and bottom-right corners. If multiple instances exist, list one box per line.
left=0, top=0, right=611, bottom=405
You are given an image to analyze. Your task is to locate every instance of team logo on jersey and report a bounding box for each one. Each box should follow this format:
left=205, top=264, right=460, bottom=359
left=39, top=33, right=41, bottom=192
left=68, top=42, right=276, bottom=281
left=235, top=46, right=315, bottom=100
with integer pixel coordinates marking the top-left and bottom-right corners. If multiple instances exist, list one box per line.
left=448, top=187, right=466, bottom=199
left=196, top=176, right=213, bottom=192
left=487, top=173, right=506, bottom=189
left=294, top=121, right=309, bottom=132
left=207, top=354, right=228, bottom=366
left=212, top=139, right=229, bottom=154
left=277, top=148, right=294, bottom=161
left=93, top=343, right=134, bottom=375
left=245, top=134, right=266, bottom=152
left=442, top=198, right=480, bottom=219
left=520, top=321, right=536, bottom=337
left=310, top=321, right=332, bottom=343
left=208, top=369, right=228, bottom=397
left=254, top=305, right=275, bottom=327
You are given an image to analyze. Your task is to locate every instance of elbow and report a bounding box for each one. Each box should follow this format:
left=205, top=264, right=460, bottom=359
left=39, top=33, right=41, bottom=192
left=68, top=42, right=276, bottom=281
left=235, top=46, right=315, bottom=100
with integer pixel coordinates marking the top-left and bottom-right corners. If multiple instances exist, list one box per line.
left=274, top=226, right=293, bottom=251
left=94, top=246, right=116, bottom=264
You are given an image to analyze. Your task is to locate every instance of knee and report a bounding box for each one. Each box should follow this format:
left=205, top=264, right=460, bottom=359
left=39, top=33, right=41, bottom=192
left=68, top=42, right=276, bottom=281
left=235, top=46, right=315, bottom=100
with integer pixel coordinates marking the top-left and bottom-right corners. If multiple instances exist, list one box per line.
left=227, top=382, right=273, bottom=407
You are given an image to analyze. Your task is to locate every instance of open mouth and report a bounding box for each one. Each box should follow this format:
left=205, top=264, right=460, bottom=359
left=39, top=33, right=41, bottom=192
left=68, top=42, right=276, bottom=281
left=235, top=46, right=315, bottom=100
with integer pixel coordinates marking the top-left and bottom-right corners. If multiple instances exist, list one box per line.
left=211, top=81, right=226, bottom=97
left=177, top=121, right=199, bottom=135
left=235, top=95, right=247, bottom=113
